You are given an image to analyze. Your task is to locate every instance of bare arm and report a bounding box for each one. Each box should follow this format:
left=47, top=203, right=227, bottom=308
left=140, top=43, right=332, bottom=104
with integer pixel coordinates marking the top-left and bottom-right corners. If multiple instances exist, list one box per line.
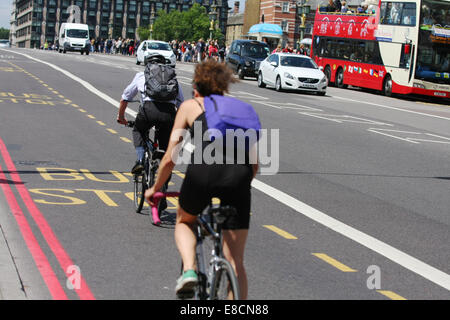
left=117, top=99, right=128, bottom=124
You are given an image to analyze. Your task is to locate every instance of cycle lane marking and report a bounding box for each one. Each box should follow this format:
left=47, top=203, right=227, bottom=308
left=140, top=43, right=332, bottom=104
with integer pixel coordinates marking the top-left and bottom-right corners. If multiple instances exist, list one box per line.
left=311, top=253, right=357, bottom=272
left=11, top=49, right=450, bottom=293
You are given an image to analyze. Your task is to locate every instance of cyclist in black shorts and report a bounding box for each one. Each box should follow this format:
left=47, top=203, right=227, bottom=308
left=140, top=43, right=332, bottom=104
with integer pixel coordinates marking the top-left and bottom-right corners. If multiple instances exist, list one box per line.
left=145, top=60, right=259, bottom=299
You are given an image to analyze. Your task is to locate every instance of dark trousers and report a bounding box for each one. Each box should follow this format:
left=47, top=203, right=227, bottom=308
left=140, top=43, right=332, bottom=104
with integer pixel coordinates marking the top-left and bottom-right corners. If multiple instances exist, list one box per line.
left=132, top=101, right=177, bottom=152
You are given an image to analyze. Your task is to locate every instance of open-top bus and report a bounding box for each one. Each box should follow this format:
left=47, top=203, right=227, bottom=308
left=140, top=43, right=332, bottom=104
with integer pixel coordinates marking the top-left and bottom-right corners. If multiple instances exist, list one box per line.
left=311, top=0, right=450, bottom=99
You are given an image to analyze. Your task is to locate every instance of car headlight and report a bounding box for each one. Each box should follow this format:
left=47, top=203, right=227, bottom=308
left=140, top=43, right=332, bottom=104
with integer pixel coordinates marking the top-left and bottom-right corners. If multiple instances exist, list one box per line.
left=413, top=83, right=425, bottom=89
left=321, top=77, right=327, bottom=83
left=245, top=60, right=252, bottom=67
left=284, top=72, right=294, bottom=80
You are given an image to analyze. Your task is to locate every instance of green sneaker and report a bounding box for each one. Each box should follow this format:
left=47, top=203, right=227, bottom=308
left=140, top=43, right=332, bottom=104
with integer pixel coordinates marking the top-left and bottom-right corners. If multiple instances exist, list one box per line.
left=175, top=269, right=198, bottom=299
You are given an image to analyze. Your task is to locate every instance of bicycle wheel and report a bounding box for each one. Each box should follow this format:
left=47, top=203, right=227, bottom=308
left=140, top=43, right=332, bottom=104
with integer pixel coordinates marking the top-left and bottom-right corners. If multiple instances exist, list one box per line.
left=134, top=173, right=146, bottom=213
left=211, top=259, right=240, bottom=300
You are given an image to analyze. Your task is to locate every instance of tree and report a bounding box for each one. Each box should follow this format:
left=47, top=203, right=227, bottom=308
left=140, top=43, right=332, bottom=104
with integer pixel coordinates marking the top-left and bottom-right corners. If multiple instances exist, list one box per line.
left=152, top=4, right=223, bottom=42
left=0, top=28, right=10, bottom=39
left=137, top=26, right=150, bottom=41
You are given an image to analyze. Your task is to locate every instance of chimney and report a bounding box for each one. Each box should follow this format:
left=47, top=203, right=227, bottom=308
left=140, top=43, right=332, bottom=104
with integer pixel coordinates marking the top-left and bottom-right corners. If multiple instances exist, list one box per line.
left=234, top=1, right=240, bottom=14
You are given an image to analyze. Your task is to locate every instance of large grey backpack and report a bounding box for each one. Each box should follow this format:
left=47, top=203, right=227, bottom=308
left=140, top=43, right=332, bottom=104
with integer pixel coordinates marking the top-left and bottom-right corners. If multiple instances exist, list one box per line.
left=144, top=63, right=179, bottom=101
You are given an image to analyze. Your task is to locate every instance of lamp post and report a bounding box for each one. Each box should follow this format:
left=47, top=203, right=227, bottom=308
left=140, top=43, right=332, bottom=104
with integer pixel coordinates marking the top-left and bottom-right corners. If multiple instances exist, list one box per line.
left=296, top=0, right=310, bottom=48
left=208, top=1, right=218, bottom=41
left=149, top=9, right=155, bottom=40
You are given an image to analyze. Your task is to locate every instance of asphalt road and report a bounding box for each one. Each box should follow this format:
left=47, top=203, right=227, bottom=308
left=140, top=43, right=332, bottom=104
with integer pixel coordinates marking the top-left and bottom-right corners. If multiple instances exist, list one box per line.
left=0, top=48, right=449, bottom=301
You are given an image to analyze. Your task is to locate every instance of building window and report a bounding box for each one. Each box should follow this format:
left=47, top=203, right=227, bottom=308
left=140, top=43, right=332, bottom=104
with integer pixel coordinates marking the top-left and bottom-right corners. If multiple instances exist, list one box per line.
left=282, top=2, right=289, bottom=13
left=281, top=20, right=288, bottom=32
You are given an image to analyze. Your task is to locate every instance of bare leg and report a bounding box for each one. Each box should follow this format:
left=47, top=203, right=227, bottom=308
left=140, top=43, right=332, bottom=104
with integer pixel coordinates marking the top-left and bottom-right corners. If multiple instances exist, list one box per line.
left=222, top=229, right=249, bottom=300
left=175, top=206, right=198, bottom=272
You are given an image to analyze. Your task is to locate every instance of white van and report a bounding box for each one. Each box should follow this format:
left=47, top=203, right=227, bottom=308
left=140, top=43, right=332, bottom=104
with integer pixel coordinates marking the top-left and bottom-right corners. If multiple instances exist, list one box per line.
left=58, top=23, right=91, bottom=55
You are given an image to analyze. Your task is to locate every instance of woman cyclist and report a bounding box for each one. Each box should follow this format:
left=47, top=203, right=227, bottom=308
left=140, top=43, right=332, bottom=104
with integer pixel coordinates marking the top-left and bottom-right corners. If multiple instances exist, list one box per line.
left=144, top=60, right=259, bottom=299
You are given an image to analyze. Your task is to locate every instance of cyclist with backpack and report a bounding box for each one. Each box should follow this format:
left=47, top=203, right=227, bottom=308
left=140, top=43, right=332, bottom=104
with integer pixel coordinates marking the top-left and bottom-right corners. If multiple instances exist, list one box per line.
left=117, top=52, right=184, bottom=200
left=144, top=60, right=260, bottom=299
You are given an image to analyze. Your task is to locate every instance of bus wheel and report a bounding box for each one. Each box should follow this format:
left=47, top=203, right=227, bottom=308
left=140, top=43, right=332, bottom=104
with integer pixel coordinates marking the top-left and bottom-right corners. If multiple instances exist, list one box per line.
left=383, top=75, right=393, bottom=97
left=335, top=68, right=347, bottom=89
left=324, top=66, right=332, bottom=86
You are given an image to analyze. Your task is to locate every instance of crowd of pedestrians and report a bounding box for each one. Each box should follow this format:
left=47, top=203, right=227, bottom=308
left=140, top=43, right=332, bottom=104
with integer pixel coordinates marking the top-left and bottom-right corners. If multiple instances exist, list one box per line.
left=88, top=37, right=141, bottom=55
left=168, top=39, right=227, bottom=63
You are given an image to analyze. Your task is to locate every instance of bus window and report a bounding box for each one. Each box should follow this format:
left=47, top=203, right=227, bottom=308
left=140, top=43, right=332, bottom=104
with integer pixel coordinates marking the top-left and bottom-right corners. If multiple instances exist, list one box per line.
left=380, top=2, right=416, bottom=26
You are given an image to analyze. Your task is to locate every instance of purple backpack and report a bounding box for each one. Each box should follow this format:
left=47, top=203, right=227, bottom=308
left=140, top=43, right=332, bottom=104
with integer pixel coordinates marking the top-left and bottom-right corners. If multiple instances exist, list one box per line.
left=203, top=95, right=261, bottom=149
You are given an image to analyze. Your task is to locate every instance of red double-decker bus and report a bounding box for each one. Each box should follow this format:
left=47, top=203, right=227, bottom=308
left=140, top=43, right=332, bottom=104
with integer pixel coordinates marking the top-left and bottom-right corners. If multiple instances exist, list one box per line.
left=310, top=0, right=450, bottom=99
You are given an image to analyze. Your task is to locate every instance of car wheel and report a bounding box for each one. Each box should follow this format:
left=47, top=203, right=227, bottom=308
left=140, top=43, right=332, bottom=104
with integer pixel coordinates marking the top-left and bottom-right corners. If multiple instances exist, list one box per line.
left=136, top=60, right=140, bottom=65
left=335, top=68, right=347, bottom=89
left=86, top=51, right=89, bottom=55
left=383, top=75, right=393, bottom=97
left=275, top=76, right=283, bottom=92
left=258, top=72, right=266, bottom=88
left=317, top=91, right=326, bottom=96
left=237, top=66, right=244, bottom=79
left=81, top=51, right=84, bottom=55
left=63, top=49, right=66, bottom=54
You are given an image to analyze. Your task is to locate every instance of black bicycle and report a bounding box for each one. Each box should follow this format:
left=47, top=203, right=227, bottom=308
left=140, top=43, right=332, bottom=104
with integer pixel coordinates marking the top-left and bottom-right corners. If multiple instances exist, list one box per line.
left=125, top=121, right=166, bottom=224
left=183, top=201, right=240, bottom=300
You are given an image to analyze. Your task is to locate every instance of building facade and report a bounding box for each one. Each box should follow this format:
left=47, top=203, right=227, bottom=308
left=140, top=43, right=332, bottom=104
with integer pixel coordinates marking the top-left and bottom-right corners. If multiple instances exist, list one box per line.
left=11, top=0, right=230, bottom=48
left=225, top=1, right=244, bottom=46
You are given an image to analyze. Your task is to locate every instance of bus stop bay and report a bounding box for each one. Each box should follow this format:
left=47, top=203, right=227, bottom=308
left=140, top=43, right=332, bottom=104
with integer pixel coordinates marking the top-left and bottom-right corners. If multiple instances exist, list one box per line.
left=29, top=167, right=179, bottom=207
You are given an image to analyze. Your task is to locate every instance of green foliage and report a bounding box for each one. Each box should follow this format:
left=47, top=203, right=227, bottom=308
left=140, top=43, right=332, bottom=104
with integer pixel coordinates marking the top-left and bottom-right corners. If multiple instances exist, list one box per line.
left=0, top=28, right=10, bottom=39
left=137, top=26, right=150, bottom=41
left=152, top=4, right=223, bottom=42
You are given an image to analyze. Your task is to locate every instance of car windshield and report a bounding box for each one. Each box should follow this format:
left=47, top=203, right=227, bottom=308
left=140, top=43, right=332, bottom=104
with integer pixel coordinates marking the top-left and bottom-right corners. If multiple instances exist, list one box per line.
left=0, top=40, right=8, bottom=44
left=148, top=42, right=171, bottom=51
left=280, top=56, right=318, bottom=69
left=242, top=44, right=269, bottom=58
left=66, top=29, right=88, bottom=39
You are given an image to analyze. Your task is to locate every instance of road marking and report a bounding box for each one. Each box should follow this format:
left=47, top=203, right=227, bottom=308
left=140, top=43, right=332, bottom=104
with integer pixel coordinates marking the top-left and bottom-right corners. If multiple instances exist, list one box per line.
left=368, top=128, right=450, bottom=144
left=334, top=96, right=450, bottom=121
left=87, top=114, right=96, bottom=119
left=71, top=103, right=79, bottom=107
left=120, top=137, right=132, bottom=143
left=376, top=290, right=407, bottom=300
left=97, top=121, right=106, bottom=126
left=263, top=225, right=298, bottom=239
left=12, top=49, right=450, bottom=292
left=1, top=49, right=137, bottom=118
left=299, top=112, right=393, bottom=126
left=107, top=128, right=117, bottom=134
left=78, top=108, right=87, bottom=113
left=251, top=179, right=450, bottom=291
left=312, top=253, right=357, bottom=272
left=173, top=170, right=185, bottom=179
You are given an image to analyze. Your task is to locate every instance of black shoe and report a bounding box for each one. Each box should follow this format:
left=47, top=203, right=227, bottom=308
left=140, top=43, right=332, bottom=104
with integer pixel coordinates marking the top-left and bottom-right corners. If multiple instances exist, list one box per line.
left=131, top=160, right=144, bottom=174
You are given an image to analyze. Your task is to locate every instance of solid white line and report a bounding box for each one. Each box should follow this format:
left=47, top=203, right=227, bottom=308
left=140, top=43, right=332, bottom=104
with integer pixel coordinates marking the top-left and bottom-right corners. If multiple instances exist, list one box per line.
left=9, top=48, right=450, bottom=292
left=334, top=96, right=450, bottom=121
left=251, top=179, right=450, bottom=291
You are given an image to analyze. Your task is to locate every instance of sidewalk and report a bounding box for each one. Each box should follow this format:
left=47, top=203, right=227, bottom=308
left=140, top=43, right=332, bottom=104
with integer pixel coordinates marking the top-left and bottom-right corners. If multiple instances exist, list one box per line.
left=0, top=223, right=27, bottom=300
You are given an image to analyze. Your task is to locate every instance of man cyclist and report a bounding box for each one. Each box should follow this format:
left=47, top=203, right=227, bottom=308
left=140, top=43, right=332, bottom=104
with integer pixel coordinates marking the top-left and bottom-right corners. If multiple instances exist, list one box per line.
left=117, top=53, right=184, bottom=212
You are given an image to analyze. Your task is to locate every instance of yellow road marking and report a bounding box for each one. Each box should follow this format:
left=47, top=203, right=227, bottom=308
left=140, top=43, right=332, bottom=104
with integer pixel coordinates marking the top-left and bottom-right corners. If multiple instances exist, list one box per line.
left=97, top=121, right=105, bottom=126
left=107, top=128, right=117, bottom=134
left=263, top=225, right=298, bottom=239
left=79, top=108, right=87, bottom=113
left=87, top=114, right=96, bottom=119
left=173, top=170, right=185, bottom=179
left=42, top=84, right=48, bottom=87
left=312, top=253, right=357, bottom=272
left=58, top=95, right=65, bottom=99
left=377, top=290, right=406, bottom=300
left=120, top=137, right=132, bottom=143
left=52, top=91, right=59, bottom=94
left=377, top=290, right=407, bottom=300
left=71, top=103, right=79, bottom=107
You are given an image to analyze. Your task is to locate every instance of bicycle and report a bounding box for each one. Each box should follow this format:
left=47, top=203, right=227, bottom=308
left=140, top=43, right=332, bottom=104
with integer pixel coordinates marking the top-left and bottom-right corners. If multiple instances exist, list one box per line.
left=151, top=192, right=241, bottom=300
left=124, top=120, right=166, bottom=225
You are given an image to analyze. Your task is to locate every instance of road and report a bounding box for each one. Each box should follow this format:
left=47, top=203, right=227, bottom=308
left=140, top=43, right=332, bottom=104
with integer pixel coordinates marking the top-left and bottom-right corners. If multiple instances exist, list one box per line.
left=0, top=48, right=449, bottom=301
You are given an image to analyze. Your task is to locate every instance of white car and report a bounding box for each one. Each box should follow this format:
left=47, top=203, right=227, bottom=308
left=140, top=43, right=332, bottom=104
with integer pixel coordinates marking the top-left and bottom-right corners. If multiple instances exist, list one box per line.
left=0, top=39, right=10, bottom=48
left=136, top=40, right=176, bottom=67
left=258, top=53, right=327, bottom=95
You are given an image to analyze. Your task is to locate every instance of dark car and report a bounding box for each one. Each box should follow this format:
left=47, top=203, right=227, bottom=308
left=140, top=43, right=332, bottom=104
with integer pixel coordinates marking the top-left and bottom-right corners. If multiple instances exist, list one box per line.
left=226, top=40, right=270, bottom=79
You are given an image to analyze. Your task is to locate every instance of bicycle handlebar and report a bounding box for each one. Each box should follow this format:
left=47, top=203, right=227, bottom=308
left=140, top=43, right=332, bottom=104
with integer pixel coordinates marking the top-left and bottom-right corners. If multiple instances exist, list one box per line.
left=149, top=191, right=180, bottom=226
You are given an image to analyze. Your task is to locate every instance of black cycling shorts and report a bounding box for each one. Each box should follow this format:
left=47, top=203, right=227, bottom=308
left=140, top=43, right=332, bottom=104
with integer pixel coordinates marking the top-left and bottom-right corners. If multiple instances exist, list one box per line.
left=178, top=163, right=253, bottom=230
